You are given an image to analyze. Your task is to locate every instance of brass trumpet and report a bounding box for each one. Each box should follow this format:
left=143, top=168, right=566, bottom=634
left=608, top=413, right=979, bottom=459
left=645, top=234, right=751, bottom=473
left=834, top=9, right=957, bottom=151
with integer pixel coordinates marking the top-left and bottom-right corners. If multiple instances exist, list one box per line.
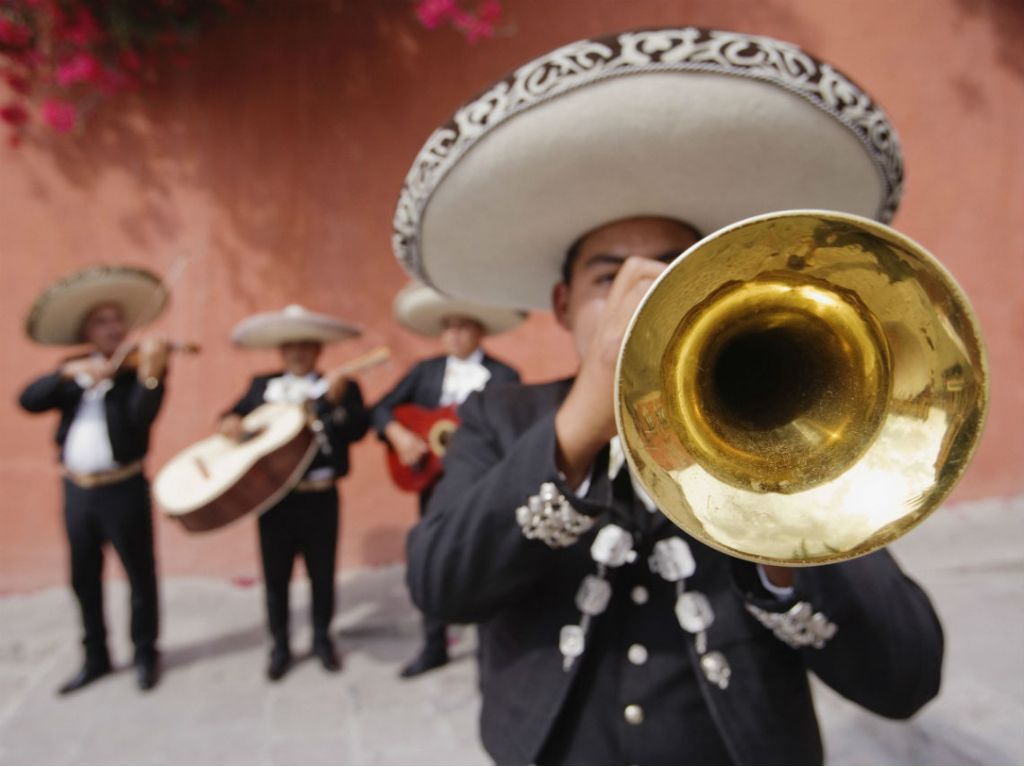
left=615, top=210, right=988, bottom=566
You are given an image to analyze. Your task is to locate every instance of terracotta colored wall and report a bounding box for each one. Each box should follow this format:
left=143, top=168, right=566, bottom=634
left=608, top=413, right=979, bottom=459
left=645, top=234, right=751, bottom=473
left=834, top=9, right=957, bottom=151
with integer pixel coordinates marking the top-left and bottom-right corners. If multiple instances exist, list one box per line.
left=2, top=0, right=1021, bottom=591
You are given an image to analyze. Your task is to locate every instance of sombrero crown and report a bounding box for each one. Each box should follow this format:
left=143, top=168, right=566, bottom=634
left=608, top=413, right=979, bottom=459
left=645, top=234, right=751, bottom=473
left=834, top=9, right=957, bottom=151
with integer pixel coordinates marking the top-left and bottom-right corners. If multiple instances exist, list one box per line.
left=393, top=27, right=903, bottom=309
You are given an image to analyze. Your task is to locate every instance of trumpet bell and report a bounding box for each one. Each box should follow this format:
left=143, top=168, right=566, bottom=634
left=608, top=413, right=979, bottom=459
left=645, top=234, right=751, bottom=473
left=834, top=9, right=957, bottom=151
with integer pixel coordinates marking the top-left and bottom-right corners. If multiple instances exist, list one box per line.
left=615, top=210, right=988, bottom=566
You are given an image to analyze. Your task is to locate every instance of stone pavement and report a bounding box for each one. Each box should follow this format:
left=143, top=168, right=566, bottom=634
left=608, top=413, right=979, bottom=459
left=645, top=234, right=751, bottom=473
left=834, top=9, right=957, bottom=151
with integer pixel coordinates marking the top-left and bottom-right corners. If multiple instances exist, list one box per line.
left=1, top=496, right=1022, bottom=765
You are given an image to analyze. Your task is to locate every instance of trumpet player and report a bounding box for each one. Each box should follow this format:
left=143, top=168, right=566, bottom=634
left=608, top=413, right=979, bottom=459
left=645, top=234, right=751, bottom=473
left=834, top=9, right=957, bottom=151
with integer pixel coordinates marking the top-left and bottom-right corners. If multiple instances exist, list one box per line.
left=394, top=28, right=945, bottom=765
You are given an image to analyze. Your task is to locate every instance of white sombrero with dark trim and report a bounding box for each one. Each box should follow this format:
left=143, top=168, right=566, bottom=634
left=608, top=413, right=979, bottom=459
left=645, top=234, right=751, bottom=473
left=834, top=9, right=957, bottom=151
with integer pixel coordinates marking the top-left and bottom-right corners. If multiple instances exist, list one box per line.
left=25, top=265, right=168, bottom=346
left=393, top=27, right=903, bottom=309
left=231, top=305, right=362, bottom=348
left=393, top=282, right=526, bottom=337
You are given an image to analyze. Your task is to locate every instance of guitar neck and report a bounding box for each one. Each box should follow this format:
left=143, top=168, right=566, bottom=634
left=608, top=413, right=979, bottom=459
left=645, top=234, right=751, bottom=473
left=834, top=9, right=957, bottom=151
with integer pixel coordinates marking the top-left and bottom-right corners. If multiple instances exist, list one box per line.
left=336, top=346, right=391, bottom=376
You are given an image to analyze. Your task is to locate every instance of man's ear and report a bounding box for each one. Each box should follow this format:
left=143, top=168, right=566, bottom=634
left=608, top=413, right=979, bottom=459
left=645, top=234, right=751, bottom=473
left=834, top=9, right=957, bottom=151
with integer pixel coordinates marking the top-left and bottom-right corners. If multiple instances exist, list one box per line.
left=552, top=281, right=571, bottom=331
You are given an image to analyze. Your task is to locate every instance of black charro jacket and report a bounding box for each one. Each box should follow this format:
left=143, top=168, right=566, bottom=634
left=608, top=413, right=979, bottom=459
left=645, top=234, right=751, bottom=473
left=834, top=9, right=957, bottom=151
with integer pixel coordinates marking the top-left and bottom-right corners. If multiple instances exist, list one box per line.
left=407, top=379, right=944, bottom=765
left=19, top=369, right=165, bottom=465
left=370, top=353, right=520, bottom=437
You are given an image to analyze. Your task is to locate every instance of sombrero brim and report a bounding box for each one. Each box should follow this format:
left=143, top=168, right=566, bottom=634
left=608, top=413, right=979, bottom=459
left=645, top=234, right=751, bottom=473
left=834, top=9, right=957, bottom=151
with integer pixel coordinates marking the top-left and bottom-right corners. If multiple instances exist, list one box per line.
left=231, top=310, right=362, bottom=348
left=393, top=283, right=526, bottom=337
left=394, top=28, right=903, bottom=309
left=25, top=265, right=168, bottom=346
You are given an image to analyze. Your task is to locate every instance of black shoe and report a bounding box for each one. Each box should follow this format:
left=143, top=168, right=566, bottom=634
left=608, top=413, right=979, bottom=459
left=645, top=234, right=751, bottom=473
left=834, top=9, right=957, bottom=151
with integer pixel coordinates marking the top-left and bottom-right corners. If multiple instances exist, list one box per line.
left=57, top=659, right=112, bottom=696
left=399, top=648, right=449, bottom=679
left=313, top=640, right=341, bottom=673
left=135, top=653, right=161, bottom=691
left=266, top=645, right=292, bottom=682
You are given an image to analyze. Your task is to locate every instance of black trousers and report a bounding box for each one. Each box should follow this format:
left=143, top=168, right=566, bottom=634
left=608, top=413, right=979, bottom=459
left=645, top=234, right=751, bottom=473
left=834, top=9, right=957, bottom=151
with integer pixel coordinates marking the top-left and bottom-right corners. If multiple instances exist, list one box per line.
left=418, top=487, right=447, bottom=656
left=258, top=487, right=339, bottom=647
left=63, top=473, right=159, bottom=664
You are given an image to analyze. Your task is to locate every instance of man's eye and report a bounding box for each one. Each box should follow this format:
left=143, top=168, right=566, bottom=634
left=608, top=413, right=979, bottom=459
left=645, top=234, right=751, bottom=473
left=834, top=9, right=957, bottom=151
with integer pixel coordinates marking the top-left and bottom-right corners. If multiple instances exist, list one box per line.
left=595, top=272, right=617, bottom=285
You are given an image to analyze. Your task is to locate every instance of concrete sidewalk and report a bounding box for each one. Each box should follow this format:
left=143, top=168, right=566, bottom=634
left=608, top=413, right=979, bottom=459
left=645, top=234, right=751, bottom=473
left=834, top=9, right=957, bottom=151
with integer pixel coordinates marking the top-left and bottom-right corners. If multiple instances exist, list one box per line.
left=1, top=497, right=1022, bottom=765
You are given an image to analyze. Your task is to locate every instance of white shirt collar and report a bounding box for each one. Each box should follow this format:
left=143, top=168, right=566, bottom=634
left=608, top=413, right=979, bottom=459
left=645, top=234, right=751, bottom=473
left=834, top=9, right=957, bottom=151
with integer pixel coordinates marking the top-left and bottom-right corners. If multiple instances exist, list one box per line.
left=447, top=348, right=485, bottom=367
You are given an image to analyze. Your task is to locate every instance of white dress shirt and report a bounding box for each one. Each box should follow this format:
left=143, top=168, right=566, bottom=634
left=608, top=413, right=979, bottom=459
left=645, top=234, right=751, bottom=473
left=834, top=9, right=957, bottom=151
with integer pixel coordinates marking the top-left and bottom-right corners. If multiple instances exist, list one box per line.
left=63, top=364, right=118, bottom=475
left=439, top=348, right=491, bottom=407
left=263, top=371, right=334, bottom=481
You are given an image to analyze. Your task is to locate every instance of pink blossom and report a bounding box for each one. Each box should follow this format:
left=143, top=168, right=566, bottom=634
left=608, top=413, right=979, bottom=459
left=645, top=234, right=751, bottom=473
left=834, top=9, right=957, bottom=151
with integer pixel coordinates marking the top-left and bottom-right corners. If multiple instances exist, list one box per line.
left=415, top=0, right=457, bottom=30
left=454, top=11, right=496, bottom=43
left=41, top=99, right=75, bottom=132
left=477, top=0, right=502, bottom=25
left=56, top=52, right=102, bottom=87
left=4, top=72, right=31, bottom=95
left=58, top=8, right=102, bottom=47
left=0, top=18, right=32, bottom=47
left=0, top=102, right=29, bottom=126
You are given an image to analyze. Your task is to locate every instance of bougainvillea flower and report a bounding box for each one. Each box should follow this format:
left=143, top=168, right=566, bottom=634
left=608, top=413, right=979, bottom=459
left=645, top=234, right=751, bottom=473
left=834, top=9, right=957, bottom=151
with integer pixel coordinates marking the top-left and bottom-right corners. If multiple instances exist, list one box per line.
left=415, top=0, right=458, bottom=29
left=0, top=102, right=29, bottom=126
left=55, top=52, right=102, bottom=87
left=477, top=0, right=502, bottom=25
left=3, top=72, right=32, bottom=95
left=0, top=18, right=33, bottom=47
left=58, top=7, right=103, bottom=47
left=41, top=99, right=76, bottom=132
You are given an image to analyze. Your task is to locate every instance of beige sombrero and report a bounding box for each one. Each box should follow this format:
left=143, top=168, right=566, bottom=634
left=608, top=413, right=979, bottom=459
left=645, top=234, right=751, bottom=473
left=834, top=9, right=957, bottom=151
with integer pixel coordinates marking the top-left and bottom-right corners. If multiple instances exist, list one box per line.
left=393, top=282, right=526, bottom=337
left=231, top=305, right=362, bottom=348
left=393, top=27, right=903, bottom=309
left=25, top=265, right=168, bottom=346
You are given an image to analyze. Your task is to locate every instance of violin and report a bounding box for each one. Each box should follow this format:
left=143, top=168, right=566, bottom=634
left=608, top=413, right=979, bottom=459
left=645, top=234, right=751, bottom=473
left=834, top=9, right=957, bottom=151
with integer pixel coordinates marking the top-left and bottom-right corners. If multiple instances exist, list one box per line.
left=62, top=339, right=201, bottom=386
left=113, top=340, right=201, bottom=371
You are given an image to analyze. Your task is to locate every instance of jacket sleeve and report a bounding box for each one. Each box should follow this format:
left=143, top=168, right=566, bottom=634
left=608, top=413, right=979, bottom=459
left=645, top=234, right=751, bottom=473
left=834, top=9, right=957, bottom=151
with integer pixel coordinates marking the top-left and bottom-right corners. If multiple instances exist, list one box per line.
left=18, top=371, right=79, bottom=413
left=314, top=380, right=370, bottom=449
left=371, top=363, right=422, bottom=438
left=406, top=389, right=605, bottom=624
left=124, top=376, right=166, bottom=429
left=226, top=379, right=264, bottom=418
left=736, top=551, right=943, bottom=719
left=487, top=359, right=521, bottom=386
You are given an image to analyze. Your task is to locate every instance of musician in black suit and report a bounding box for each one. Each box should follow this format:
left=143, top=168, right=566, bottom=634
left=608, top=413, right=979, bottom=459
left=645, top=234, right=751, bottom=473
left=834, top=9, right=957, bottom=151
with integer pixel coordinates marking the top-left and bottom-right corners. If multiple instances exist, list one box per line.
left=221, top=305, right=370, bottom=681
left=18, top=266, right=171, bottom=695
left=371, top=283, right=523, bottom=678
left=394, top=29, right=947, bottom=763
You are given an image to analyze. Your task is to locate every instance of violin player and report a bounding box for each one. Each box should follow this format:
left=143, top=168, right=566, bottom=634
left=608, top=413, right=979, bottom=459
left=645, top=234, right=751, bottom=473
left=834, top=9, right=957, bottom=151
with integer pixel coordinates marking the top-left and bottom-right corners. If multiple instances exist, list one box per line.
left=18, top=265, right=174, bottom=695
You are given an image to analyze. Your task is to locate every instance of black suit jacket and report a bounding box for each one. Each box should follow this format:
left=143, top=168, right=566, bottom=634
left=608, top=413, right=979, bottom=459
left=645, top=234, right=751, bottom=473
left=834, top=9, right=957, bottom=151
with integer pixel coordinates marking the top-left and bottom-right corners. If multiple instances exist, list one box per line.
left=19, top=369, right=165, bottom=465
left=407, top=379, right=944, bottom=765
left=370, top=353, right=520, bottom=437
left=228, top=373, right=370, bottom=478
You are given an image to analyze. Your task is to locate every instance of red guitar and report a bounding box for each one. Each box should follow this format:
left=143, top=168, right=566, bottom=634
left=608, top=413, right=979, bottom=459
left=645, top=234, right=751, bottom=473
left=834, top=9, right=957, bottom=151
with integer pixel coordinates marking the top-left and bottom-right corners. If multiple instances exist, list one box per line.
left=385, top=404, right=460, bottom=493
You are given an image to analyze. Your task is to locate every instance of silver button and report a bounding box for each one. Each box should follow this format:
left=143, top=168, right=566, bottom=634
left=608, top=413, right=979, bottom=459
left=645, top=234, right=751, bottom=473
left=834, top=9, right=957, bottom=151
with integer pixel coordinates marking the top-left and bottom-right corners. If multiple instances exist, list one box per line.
left=630, top=586, right=649, bottom=605
left=627, top=644, right=648, bottom=665
left=624, top=704, right=644, bottom=725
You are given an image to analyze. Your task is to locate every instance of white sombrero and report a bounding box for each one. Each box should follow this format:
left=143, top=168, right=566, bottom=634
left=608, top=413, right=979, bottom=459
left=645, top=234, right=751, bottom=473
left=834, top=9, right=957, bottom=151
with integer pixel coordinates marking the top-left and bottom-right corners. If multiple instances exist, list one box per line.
left=393, top=27, right=903, bottom=309
left=393, top=282, right=526, bottom=337
left=25, top=265, right=168, bottom=346
left=231, top=305, right=362, bottom=348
